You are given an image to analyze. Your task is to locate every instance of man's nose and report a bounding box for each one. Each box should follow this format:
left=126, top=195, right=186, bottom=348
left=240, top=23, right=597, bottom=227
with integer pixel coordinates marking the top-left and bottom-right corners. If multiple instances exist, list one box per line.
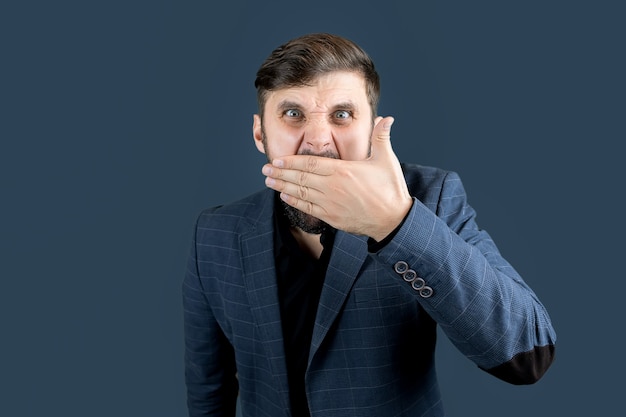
left=301, top=118, right=333, bottom=153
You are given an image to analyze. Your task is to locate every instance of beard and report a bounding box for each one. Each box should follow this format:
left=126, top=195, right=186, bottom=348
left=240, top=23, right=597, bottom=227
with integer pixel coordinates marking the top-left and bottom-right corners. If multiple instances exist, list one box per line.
left=280, top=199, right=329, bottom=234
left=279, top=148, right=339, bottom=234
left=262, top=131, right=340, bottom=234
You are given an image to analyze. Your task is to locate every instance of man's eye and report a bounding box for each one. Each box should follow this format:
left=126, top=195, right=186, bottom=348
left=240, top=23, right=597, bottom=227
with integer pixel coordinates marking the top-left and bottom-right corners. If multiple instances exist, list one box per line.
left=334, top=110, right=351, bottom=119
left=285, top=109, right=301, bottom=117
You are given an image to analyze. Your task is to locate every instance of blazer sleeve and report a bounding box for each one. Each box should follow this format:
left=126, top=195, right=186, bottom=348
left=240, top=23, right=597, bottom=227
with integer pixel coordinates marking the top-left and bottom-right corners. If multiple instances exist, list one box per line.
left=372, top=170, right=556, bottom=384
left=183, top=213, right=238, bottom=417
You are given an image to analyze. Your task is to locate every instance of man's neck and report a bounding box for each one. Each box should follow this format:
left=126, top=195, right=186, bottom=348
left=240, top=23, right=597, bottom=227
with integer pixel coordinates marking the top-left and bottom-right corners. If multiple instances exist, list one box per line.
left=289, top=227, right=323, bottom=260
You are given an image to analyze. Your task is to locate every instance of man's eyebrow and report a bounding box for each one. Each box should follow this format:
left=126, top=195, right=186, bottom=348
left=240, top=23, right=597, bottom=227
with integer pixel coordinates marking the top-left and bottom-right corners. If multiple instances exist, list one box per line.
left=331, top=101, right=358, bottom=112
left=275, top=100, right=359, bottom=112
left=276, top=100, right=303, bottom=112
left=331, top=100, right=359, bottom=113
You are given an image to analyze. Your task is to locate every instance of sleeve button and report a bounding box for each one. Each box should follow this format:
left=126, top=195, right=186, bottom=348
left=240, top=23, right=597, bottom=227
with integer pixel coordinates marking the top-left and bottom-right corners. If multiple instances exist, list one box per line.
left=419, top=286, right=434, bottom=298
left=394, top=261, right=409, bottom=274
left=402, top=269, right=417, bottom=282
left=411, top=278, right=426, bottom=290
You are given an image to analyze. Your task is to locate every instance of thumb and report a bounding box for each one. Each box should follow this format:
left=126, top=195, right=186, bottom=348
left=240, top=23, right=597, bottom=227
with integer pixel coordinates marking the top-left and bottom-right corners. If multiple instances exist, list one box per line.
left=370, top=116, right=395, bottom=159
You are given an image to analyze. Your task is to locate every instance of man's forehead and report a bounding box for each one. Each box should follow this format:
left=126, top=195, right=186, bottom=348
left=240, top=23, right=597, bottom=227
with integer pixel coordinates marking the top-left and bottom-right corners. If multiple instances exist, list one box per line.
left=266, top=71, right=368, bottom=109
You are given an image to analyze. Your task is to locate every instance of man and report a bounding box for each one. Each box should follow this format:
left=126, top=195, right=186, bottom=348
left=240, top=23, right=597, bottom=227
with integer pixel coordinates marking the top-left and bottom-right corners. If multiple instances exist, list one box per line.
left=183, top=33, right=556, bottom=417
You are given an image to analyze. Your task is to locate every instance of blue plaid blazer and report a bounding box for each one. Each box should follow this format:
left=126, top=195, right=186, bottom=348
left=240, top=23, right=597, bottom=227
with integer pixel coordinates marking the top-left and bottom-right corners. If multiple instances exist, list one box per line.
left=183, top=164, right=556, bottom=417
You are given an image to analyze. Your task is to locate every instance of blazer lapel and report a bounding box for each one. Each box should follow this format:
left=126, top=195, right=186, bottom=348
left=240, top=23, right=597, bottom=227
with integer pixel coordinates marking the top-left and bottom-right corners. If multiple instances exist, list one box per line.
left=238, top=192, right=369, bottom=409
left=309, top=231, right=369, bottom=358
left=239, top=191, right=291, bottom=414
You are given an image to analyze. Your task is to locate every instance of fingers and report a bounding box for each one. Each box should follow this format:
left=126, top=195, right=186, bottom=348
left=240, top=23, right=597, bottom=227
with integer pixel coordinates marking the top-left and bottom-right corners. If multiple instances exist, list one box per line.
left=262, top=157, right=339, bottom=222
left=270, top=154, right=336, bottom=175
left=262, top=163, right=324, bottom=197
left=262, top=154, right=339, bottom=196
left=264, top=168, right=328, bottom=220
left=278, top=191, right=324, bottom=218
left=263, top=161, right=327, bottom=189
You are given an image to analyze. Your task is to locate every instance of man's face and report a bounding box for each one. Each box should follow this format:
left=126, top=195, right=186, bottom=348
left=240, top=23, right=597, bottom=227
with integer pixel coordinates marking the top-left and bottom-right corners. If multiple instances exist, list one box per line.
left=253, top=71, right=375, bottom=163
left=252, top=71, right=375, bottom=233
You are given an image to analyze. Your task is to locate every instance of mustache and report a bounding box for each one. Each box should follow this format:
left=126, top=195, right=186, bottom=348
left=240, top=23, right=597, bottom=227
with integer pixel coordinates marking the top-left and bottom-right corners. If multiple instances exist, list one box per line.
left=298, top=149, right=340, bottom=159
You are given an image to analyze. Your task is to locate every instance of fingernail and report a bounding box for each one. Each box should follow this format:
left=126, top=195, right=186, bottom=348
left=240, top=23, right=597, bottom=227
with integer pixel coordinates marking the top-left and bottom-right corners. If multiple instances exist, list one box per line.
left=272, top=159, right=284, bottom=168
left=265, top=177, right=275, bottom=187
left=383, top=119, right=394, bottom=129
left=262, top=165, right=272, bottom=175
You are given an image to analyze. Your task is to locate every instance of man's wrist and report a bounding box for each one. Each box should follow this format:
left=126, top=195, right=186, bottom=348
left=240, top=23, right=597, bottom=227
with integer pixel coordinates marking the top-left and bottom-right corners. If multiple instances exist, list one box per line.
left=368, top=198, right=414, bottom=247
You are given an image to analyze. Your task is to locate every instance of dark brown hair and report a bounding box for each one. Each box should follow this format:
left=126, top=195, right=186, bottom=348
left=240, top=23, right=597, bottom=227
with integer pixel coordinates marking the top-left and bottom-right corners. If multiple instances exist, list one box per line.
left=254, top=33, right=380, bottom=119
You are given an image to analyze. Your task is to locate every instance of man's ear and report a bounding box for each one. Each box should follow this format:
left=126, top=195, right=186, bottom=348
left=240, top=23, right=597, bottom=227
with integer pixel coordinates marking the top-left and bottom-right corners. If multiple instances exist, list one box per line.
left=252, top=114, right=266, bottom=154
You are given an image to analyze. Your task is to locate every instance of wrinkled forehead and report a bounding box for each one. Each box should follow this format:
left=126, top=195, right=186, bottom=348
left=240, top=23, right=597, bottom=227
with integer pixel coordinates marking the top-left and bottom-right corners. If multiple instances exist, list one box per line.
left=264, top=71, right=370, bottom=114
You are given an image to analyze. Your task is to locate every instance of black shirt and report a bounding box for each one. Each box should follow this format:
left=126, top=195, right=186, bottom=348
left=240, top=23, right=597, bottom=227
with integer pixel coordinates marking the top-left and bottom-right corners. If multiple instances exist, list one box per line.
left=273, top=196, right=335, bottom=417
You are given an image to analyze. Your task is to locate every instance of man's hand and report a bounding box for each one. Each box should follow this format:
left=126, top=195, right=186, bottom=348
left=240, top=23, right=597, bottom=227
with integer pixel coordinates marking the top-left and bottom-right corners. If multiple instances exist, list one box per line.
left=261, top=116, right=413, bottom=241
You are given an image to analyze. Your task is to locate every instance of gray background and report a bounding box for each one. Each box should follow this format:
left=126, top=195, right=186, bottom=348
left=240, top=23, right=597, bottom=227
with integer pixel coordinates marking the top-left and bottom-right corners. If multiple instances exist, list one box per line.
left=2, top=1, right=624, bottom=416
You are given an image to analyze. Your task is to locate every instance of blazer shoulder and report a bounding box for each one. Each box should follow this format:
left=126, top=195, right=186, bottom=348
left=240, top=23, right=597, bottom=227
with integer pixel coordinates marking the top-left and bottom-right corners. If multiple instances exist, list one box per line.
left=401, top=163, right=460, bottom=207
left=195, top=189, right=274, bottom=234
